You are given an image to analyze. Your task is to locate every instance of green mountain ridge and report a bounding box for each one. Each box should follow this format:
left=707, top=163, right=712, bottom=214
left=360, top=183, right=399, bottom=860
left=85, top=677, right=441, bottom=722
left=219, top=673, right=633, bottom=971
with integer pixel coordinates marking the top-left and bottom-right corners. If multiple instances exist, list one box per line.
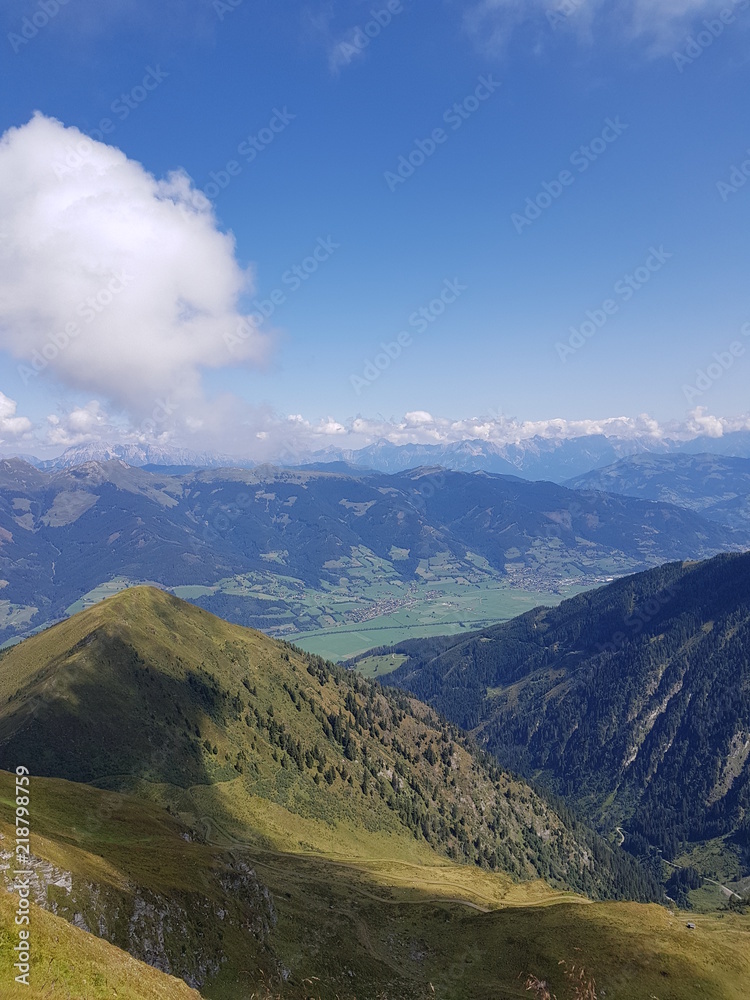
left=0, top=587, right=655, bottom=900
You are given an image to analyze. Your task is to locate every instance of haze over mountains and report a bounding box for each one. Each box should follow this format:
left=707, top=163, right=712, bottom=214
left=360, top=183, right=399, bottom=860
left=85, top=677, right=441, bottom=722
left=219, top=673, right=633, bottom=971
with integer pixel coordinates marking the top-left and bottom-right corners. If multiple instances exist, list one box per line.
left=0, top=457, right=746, bottom=647
left=14, top=426, right=750, bottom=482
left=324, top=431, right=750, bottom=482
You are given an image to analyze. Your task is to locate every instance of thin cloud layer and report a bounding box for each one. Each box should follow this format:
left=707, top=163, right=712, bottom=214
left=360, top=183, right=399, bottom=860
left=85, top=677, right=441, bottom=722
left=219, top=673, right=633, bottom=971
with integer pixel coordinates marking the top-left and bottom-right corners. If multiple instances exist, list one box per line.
left=19, top=402, right=750, bottom=460
left=465, top=0, right=740, bottom=54
left=344, top=408, right=750, bottom=447
left=261, top=408, right=750, bottom=457
left=1, top=0, right=219, bottom=47
left=0, top=113, right=271, bottom=425
left=304, top=1, right=405, bottom=74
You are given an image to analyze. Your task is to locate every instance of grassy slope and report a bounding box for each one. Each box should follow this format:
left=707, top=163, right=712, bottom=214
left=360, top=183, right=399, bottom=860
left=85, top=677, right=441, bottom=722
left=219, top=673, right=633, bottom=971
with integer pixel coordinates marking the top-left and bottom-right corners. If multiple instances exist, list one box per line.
left=0, top=770, right=280, bottom=997
left=1, top=770, right=748, bottom=1000
left=353, top=654, right=409, bottom=680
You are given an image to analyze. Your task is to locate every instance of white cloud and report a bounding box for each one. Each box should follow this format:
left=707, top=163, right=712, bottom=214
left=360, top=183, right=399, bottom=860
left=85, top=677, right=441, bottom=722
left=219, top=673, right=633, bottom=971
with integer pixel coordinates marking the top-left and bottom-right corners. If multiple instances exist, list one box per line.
left=0, top=393, right=32, bottom=443
left=0, top=113, right=271, bottom=428
left=404, top=410, right=436, bottom=427
left=628, top=0, right=730, bottom=42
left=683, top=405, right=730, bottom=438
left=172, top=406, right=750, bottom=455
left=46, top=401, right=118, bottom=448
left=335, top=408, right=750, bottom=450
left=316, top=417, right=347, bottom=435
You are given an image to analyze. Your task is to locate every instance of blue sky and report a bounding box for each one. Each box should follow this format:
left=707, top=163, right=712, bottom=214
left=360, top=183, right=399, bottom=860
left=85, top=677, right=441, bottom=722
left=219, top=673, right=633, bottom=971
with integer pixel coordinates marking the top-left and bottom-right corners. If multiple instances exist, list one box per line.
left=0, top=0, right=748, bottom=457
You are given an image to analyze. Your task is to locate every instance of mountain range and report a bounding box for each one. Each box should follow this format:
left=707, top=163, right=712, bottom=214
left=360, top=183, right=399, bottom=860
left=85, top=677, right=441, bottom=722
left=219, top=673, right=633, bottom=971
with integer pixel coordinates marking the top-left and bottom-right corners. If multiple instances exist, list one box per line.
left=0, top=458, right=746, bottom=647
left=16, top=441, right=247, bottom=471
left=567, top=452, right=750, bottom=530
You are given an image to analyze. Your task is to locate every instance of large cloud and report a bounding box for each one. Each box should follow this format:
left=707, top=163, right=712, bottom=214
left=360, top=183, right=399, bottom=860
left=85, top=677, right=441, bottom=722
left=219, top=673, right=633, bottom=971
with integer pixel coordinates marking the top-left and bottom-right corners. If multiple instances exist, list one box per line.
left=0, top=113, right=270, bottom=422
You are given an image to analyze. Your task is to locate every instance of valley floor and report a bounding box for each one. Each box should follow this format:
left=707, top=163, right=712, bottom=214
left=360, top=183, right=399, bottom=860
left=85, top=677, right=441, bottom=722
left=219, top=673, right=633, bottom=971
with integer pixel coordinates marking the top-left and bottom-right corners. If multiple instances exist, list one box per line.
left=40, top=574, right=588, bottom=660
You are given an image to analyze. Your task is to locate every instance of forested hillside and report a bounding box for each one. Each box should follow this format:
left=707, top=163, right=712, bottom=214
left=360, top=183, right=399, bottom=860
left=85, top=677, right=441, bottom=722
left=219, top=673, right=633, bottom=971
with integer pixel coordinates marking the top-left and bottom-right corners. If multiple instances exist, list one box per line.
left=385, top=553, right=750, bottom=874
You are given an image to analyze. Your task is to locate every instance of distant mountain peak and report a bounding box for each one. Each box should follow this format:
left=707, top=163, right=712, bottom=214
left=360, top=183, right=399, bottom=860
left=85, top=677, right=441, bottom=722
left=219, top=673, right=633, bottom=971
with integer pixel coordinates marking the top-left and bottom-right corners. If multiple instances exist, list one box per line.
left=14, top=442, right=255, bottom=472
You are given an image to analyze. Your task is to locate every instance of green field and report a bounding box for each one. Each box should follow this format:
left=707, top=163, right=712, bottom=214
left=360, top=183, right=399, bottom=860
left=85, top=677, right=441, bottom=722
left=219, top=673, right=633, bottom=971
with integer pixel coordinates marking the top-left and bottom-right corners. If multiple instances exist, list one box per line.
left=355, top=653, right=409, bottom=678
left=667, top=837, right=748, bottom=913
left=289, top=581, right=585, bottom=660
left=65, top=576, right=166, bottom=614
left=0, top=599, right=37, bottom=630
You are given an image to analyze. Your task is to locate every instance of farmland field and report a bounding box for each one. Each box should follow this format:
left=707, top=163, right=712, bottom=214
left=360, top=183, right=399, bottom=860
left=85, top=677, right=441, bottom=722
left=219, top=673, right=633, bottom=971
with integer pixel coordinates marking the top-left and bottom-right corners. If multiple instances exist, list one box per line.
left=289, top=580, right=586, bottom=660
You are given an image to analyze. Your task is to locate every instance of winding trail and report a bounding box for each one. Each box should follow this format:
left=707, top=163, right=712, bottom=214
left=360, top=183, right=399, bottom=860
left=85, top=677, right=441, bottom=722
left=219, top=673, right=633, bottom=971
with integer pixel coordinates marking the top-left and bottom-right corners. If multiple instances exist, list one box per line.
left=661, top=857, right=743, bottom=901
left=195, top=813, right=587, bottom=914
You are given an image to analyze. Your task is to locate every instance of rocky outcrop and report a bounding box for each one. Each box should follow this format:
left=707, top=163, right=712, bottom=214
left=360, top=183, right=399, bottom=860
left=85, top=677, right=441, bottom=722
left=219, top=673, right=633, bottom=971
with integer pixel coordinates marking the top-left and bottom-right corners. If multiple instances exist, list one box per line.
left=0, top=834, right=275, bottom=990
